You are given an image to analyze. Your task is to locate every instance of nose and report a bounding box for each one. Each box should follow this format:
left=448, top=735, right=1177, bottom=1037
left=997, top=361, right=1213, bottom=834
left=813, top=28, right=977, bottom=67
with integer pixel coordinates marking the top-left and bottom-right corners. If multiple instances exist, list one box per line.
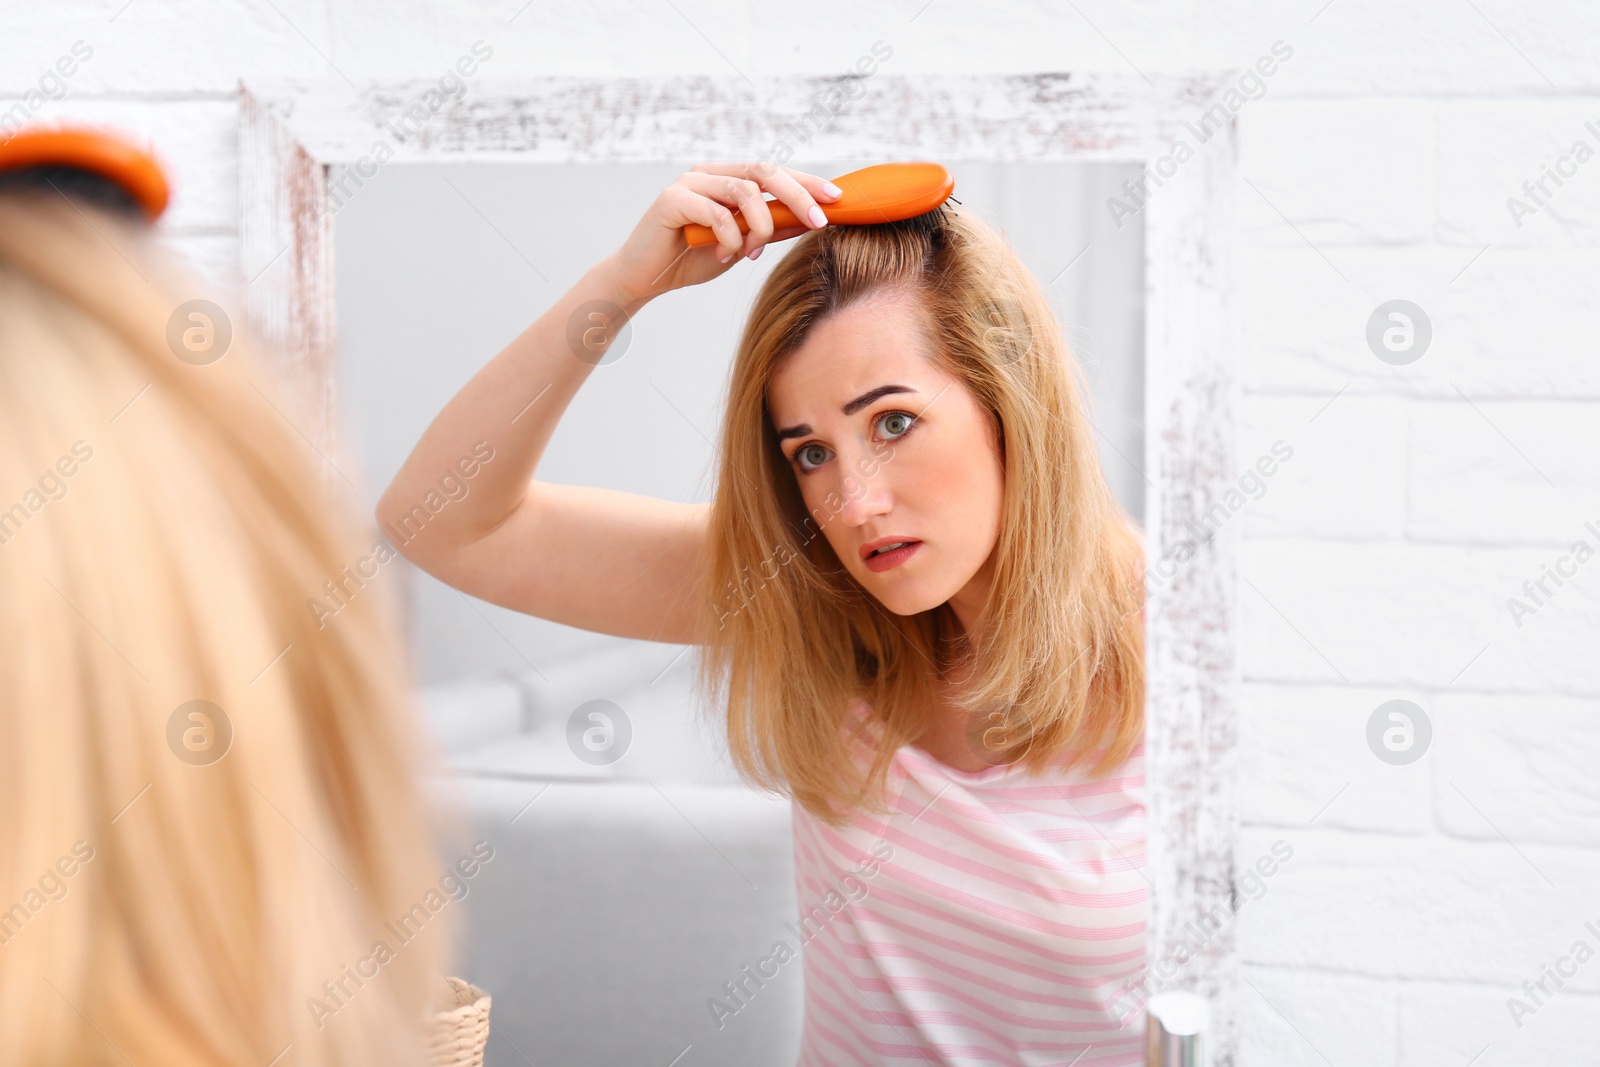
left=834, top=447, right=892, bottom=528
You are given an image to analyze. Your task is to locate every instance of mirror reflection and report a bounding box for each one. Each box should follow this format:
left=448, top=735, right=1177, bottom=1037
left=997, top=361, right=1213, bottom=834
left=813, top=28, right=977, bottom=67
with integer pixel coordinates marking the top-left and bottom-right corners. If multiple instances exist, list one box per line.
left=334, top=160, right=1148, bottom=1065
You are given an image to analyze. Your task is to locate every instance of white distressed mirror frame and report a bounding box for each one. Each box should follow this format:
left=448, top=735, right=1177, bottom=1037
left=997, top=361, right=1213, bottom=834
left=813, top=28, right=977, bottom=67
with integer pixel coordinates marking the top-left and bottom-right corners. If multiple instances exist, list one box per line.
left=239, top=72, right=1242, bottom=1063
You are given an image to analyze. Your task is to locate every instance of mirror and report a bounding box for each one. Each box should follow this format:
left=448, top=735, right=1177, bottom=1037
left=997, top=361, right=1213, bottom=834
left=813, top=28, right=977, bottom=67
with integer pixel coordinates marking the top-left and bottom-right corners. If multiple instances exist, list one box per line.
left=333, top=160, right=1147, bottom=1064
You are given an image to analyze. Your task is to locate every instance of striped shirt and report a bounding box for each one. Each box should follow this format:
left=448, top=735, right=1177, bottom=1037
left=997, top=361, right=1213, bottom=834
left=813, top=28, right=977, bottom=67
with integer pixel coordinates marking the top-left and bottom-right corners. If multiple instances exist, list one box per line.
left=790, top=698, right=1148, bottom=1066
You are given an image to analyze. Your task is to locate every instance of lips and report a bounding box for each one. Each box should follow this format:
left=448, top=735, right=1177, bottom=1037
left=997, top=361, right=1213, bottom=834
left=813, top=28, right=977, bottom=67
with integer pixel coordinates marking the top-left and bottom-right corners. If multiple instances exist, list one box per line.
left=860, top=536, right=922, bottom=573
left=860, top=536, right=919, bottom=561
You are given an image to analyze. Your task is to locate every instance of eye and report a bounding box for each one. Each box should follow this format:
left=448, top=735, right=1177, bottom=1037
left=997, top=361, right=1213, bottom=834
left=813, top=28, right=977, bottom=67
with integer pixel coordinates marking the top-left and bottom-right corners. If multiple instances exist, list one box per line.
left=788, top=410, right=917, bottom=474
left=877, top=411, right=916, bottom=439
left=794, top=442, right=831, bottom=471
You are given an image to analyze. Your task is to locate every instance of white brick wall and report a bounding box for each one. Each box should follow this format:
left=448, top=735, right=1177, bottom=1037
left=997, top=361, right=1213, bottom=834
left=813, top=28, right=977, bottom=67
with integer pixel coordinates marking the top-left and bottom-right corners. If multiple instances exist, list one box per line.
left=1220, top=1, right=1600, bottom=1061
left=7, top=2, right=1594, bottom=1062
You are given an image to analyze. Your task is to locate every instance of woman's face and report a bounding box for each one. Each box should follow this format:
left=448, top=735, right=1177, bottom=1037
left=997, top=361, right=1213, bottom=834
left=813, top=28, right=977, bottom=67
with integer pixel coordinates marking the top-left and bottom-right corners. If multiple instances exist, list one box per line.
left=766, top=289, right=1005, bottom=630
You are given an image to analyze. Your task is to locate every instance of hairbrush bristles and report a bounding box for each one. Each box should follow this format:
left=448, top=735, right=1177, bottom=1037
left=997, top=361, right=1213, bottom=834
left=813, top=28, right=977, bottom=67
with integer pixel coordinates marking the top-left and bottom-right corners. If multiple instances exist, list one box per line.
left=892, top=197, right=957, bottom=245
left=0, top=164, right=145, bottom=218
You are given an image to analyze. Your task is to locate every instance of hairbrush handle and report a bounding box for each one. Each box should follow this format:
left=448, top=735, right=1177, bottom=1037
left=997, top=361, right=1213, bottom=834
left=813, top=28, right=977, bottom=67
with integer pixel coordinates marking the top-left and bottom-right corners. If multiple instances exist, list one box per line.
left=683, top=202, right=804, bottom=248
left=681, top=162, right=954, bottom=250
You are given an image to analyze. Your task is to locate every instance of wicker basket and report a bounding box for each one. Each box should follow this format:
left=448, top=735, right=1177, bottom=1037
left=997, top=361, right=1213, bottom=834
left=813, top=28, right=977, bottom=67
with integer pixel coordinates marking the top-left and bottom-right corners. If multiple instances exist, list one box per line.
left=425, top=976, right=491, bottom=1067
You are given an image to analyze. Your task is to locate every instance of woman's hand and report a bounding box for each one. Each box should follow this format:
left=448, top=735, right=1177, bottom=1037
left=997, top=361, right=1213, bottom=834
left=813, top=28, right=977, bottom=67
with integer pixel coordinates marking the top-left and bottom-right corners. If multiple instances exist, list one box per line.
left=601, top=162, right=842, bottom=305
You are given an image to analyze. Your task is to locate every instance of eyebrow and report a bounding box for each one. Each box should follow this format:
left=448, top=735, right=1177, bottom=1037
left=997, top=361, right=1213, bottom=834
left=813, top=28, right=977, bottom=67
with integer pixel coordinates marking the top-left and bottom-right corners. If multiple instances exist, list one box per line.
left=774, top=384, right=917, bottom=442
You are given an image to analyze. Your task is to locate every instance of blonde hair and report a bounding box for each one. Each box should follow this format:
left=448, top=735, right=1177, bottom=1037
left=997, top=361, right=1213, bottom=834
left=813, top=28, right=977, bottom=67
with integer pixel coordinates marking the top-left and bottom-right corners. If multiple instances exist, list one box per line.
left=696, top=207, right=1145, bottom=829
left=0, top=194, right=454, bottom=1064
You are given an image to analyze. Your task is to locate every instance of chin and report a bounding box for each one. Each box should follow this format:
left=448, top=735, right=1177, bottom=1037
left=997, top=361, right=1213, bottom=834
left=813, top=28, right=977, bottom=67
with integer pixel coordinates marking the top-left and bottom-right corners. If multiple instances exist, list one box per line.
left=857, top=576, right=957, bottom=617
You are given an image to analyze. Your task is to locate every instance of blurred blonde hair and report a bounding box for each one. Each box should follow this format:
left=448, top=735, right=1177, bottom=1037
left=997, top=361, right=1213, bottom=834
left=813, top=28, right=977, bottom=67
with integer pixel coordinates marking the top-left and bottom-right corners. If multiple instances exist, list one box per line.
left=697, top=207, right=1145, bottom=829
left=0, top=193, right=454, bottom=1064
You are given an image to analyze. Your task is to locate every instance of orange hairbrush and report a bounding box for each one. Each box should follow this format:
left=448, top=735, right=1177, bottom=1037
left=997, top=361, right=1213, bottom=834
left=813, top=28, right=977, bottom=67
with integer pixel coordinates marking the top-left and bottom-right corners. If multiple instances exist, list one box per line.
left=0, top=125, right=170, bottom=220
left=683, top=161, right=955, bottom=248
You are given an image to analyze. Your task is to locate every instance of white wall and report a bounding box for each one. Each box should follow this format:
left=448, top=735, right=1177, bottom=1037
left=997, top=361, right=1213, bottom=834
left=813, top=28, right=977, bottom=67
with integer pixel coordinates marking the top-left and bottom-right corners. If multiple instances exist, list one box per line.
left=7, top=3, right=1597, bottom=1063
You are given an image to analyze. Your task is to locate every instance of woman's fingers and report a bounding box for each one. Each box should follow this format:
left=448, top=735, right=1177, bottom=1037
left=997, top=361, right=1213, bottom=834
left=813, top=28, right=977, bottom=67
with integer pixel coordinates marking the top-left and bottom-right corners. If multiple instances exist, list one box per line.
left=610, top=162, right=835, bottom=301
left=662, top=180, right=745, bottom=259
left=690, top=162, right=837, bottom=249
left=679, top=172, right=774, bottom=260
left=756, top=164, right=843, bottom=234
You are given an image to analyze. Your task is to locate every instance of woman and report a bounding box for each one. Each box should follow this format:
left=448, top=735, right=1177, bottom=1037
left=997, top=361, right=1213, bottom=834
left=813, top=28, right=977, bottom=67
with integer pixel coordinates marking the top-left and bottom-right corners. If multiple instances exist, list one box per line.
left=381, top=162, right=1147, bottom=1064
left=0, top=142, right=461, bottom=1065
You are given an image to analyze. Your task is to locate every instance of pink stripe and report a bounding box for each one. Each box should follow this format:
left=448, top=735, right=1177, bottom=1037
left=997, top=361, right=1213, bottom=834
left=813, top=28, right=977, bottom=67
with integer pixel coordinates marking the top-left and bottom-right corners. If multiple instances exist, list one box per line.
left=983, top=775, right=1147, bottom=803
left=808, top=953, right=1029, bottom=1061
left=811, top=818, right=1147, bottom=940
left=806, top=1003, right=885, bottom=1066
left=836, top=935, right=1147, bottom=1008
left=1030, top=804, right=1147, bottom=831
left=807, top=965, right=1003, bottom=1065
left=787, top=876, right=1139, bottom=985
left=901, top=788, right=1145, bottom=824
left=806, top=966, right=1026, bottom=1066
left=833, top=876, right=1146, bottom=968
left=980, top=798, right=1143, bottom=821
left=809, top=928, right=1147, bottom=1030
left=804, top=959, right=1142, bottom=1064
left=896, top=748, right=1144, bottom=801
left=791, top=823, right=1147, bottom=959
left=806, top=972, right=1158, bottom=1067
left=867, top=793, right=1145, bottom=869
left=846, top=807, right=1147, bottom=885
left=842, top=809, right=1148, bottom=905
left=851, top=903, right=1147, bottom=988
left=889, top=796, right=1152, bottom=844
left=793, top=819, right=1145, bottom=934
left=796, top=790, right=1139, bottom=895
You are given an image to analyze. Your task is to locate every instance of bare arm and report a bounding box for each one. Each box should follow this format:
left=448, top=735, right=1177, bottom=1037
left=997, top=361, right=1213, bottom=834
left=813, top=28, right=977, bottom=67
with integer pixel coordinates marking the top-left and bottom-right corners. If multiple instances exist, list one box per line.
left=375, top=163, right=840, bottom=644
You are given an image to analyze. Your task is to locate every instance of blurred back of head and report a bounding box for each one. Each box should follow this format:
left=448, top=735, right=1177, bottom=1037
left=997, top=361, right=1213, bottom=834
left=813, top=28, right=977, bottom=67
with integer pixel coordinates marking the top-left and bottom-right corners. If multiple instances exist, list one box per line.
left=0, top=188, right=454, bottom=1065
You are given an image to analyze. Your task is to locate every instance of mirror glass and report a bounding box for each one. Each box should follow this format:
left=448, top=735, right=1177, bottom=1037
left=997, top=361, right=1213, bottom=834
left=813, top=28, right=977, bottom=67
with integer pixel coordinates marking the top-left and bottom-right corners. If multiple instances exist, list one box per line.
left=335, top=160, right=1145, bottom=1063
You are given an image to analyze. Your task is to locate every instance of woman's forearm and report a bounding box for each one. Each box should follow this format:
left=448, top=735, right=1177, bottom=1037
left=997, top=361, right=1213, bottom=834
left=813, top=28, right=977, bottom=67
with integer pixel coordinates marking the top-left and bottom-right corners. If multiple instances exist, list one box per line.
left=375, top=254, right=646, bottom=564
